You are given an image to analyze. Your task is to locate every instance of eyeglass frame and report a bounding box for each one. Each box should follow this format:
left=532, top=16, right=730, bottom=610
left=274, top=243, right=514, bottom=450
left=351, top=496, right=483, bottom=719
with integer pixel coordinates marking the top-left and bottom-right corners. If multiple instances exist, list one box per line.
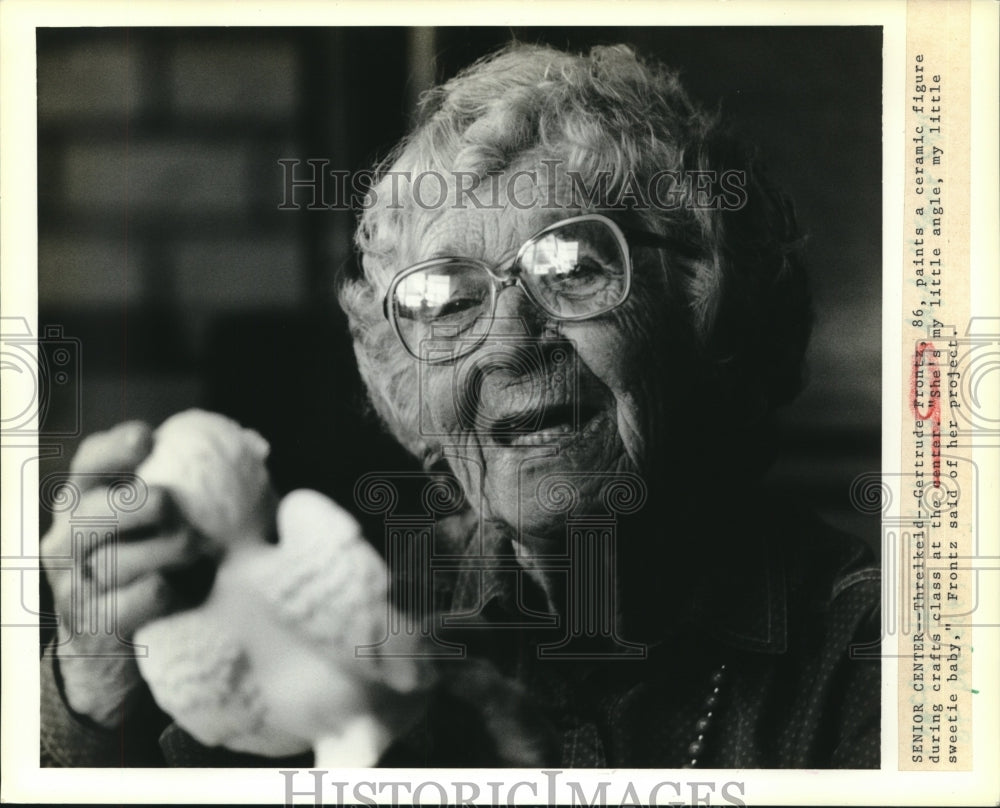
left=381, top=212, right=692, bottom=363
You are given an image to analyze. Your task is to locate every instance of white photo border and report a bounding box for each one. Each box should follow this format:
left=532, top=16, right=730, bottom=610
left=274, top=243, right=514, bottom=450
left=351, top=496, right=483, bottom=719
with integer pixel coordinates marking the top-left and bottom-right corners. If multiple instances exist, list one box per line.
left=2, top=1, right=998, bottom=805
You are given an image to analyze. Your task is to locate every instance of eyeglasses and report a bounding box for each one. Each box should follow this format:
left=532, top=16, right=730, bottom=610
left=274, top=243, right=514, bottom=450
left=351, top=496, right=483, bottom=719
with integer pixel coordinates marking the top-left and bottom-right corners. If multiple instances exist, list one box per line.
left=383, top=213, right=683, bottom=363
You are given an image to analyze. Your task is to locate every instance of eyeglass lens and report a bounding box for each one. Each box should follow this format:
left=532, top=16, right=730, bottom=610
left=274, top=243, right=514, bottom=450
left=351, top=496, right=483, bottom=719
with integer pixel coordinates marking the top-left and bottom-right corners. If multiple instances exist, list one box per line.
left=392, top=218, right=628, bottom=356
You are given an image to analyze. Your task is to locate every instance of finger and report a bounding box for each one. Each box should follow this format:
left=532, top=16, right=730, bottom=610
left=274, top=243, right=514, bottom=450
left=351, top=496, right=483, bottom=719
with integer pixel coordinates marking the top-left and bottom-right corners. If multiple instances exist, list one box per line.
left=54, top=559, right=179, bottom=641
left=40, top=499, right=114, bottom=573
left=68, top=421, right=153, bottom=491
left=111, top=572, right=176, bottom=639
left=40, top=485, right=178, bottom=564
left=40, top=524, right=72, bottom=570
left=44, top=423, right=154, bottom=564
left=75, top=484, right=177, bottom=531
left=108, top=485, right=180, bottom=538
left=88, top=528, right=207, bottom=591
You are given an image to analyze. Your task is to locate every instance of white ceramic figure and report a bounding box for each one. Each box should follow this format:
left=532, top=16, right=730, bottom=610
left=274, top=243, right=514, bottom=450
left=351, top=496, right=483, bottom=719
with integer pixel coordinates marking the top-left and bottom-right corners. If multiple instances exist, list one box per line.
left=134, top=410, right=433, bottom=765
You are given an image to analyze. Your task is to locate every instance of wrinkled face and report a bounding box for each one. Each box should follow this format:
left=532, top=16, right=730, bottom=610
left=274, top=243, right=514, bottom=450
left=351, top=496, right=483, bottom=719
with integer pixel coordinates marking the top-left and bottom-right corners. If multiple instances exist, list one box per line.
left=394, top=181, right=675, bottom=546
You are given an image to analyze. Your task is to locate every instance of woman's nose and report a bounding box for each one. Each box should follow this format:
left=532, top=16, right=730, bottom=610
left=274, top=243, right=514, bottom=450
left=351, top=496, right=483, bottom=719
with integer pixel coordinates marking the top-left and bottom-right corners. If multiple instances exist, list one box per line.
left=491, top=283, right=551, bottom=338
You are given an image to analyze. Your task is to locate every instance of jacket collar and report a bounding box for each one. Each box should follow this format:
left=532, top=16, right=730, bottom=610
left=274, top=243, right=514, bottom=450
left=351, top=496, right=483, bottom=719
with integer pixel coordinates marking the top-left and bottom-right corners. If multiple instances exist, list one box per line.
left=447, top=513, right=789, bottom=655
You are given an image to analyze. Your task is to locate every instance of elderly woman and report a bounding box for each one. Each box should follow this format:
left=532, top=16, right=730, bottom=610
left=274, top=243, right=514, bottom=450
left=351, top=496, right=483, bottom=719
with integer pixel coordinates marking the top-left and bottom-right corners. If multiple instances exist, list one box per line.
left=41, top=43, right=879, bottom=769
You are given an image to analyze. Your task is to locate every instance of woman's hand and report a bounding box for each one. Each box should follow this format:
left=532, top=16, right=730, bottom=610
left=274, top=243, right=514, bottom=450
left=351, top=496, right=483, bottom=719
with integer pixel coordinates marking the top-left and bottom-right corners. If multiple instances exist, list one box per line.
left=40, top=421, right=206, bottom=729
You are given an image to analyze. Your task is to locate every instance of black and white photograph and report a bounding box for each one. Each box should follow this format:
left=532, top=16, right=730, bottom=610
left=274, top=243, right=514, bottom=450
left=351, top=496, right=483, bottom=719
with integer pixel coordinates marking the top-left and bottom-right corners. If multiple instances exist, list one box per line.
left=33, top=23, right=882, bottom=769
left=2, top=2, right=998, bottom=806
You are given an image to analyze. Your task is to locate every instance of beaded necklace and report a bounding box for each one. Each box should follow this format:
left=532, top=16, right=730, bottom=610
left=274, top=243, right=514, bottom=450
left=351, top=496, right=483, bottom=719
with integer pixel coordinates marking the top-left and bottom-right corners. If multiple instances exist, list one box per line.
left=682, top=663, right=727, bottom=768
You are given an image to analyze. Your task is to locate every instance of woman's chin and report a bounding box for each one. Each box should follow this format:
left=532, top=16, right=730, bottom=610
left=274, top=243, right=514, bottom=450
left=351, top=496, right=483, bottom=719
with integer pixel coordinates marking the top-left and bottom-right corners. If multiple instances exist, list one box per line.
left=478, top=411, right=632, bottom=538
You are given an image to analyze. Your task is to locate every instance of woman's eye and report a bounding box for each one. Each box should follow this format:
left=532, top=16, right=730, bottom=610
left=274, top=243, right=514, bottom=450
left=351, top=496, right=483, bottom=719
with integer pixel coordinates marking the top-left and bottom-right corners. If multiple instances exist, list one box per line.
left=434, top=297, right=480, bottom=317
left=558, top=257, right=606, bottom=284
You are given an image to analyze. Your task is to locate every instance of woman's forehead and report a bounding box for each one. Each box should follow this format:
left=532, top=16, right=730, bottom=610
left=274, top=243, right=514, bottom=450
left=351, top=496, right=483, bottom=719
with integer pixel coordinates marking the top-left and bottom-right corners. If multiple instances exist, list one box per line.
left=410, top=208, right=592, bottom=267
left=417, top=207, right=537, bottom=261
left=395, top=163, right=587, bottom=265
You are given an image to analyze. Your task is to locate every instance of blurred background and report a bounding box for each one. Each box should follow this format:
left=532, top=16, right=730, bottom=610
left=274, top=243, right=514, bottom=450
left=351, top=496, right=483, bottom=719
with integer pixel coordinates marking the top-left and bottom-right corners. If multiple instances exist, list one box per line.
left=36, top=26, right=882, bottom=547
